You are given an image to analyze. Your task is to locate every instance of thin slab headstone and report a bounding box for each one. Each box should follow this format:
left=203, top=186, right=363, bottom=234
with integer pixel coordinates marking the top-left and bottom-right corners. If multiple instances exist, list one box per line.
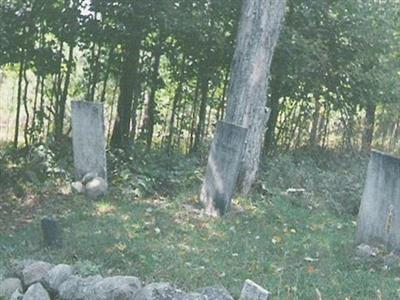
left=356, top=150, right=400, bottom=250
left=200, top=121, right=247, bottom=216
left=71, top=101, right=107, bottom=181
left=239, top=279, right=270, bottom=300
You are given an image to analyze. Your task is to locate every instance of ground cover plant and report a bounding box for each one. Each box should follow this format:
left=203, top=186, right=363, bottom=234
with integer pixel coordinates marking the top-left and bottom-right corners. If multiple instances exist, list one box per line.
left=1, top=144, right=399, bottom=299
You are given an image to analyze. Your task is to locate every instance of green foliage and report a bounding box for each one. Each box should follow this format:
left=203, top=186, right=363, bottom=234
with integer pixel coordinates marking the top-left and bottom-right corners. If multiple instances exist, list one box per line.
left=1, top=0, right=399, bottom=151
left=109, top=145, right=203, bottom=198
left=1, top=148, right=399, bottom=299
left=74, top=260, right=102, bottom=277
left=269, top=0, right=400, bottom=150
left=260, top=148, right=368, bottom=215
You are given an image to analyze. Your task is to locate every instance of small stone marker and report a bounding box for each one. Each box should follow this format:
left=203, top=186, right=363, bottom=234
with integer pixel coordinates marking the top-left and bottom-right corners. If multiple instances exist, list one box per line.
left=356, top=150, right=400, bottom=250
left=239, top=279, right=270, bottom=300
left=41, top=217, right=63, bottom=249
left=71, top=101, right=107, bottom=181
left=200, top=121, right=247, bottom=216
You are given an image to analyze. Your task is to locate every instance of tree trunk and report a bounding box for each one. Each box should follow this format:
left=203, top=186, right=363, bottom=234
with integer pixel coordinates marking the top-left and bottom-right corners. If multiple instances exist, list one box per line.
left=38, top=77, right=45, bottom=142
left=223, top=0, right=286, bottom=194
left=89, top=43, right=102, bottom=102
left=216, top=71, right=229, bottom=121
left=111, top=40, right=140, bottom=148
left=55, top=44, right=74, bottom=140
left=167, top=82, right=183, bottom=152
left=309, top=98, right=321, bottom=147
left=145, top=46, right=162, bottom=149
left=23, top=66, right=29, bottom=147
left=264, top=93, right=280, bottom=152
left=30, top=74, right=41, bottom=144
left=189, top=80, right=200, bottom=151
left=14, top=56, right=25, bottom=148
left=361, top=103, right=376, bottom=152
left=54, top=41, right=64, bottom=122
left=166, top=58, right=185, bottom=152
left=193, top=75, right=209, bottom=152
left=100, top=47, right=115, bottom=103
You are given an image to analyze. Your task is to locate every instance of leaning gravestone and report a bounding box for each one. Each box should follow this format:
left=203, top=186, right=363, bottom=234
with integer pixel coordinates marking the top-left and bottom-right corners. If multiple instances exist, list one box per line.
left=200, top=121, right=247, bottom=216
left=356, top=150, right=400, bottom=250
left=71, top=101, right=107, bottom=181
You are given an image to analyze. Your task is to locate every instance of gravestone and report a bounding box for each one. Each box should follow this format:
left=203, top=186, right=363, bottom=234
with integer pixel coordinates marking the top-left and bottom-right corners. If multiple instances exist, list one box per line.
left=356, top=150, right=400, bottom=250
left=200, top=121, right=247, bottom=216
left=239, top=280, right=270, bottom=300
left=71, top=101, right=107, bottom=181
left=41, top=217, right=63, bottom=249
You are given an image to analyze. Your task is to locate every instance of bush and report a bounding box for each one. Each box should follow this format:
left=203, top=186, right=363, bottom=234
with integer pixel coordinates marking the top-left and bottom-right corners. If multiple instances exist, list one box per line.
left=259, top=148, right=369, bottom=215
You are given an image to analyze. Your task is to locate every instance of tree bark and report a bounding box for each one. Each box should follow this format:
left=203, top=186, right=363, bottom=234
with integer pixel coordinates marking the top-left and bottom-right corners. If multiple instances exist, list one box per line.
left=223, top=0, right=286, bottom=194
left=55, top=44, right=74, bottom=140
left=361, top=103, right=376, bottom=152
left=193, top=75, right=209, bottom=152
left=145, top=46, right=162, bottom=149
left=264, top=93, right=280, bottom=152
left=111, top=40, right=140, bottom=148
left=22, top=66, right=29, bottom=147
left=100, top=47, right=115, bottom=103
left=309, top=98, right=321, bottom=147
left=189, top=80, right=200, bottom=151
left=167, top=82, right=183, bottom=152
left=89, top=43, right=102, bottom=102
left=14, top=56, right=25, bottom=148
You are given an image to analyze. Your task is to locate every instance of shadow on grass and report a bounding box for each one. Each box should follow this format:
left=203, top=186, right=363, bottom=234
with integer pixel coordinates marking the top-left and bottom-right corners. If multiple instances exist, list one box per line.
left=1, top=186, right=398, bottom=299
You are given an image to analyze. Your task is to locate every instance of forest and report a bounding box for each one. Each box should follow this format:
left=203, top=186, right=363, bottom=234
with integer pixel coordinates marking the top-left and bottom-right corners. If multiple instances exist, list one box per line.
left=0, top=0, right=398, bottom=153
left=1, top=0, right=400, bottom=299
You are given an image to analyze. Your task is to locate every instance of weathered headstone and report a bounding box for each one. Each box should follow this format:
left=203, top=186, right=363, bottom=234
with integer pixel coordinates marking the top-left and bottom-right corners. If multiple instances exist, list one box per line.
left=239, top=280, right=270, bottom=300
left=200, top=121, right=247, bottom=216
left=356, top=150, right=400, bottom=250
left=71, top=101, right=107, bottom=181
left=41, top=217, right=63, bottom=249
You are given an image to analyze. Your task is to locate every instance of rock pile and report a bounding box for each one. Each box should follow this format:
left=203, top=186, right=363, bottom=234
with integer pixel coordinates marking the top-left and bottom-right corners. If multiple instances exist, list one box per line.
left=71, top=172, right=108, bottom=199
left=0, top=259, right=271, bottom=300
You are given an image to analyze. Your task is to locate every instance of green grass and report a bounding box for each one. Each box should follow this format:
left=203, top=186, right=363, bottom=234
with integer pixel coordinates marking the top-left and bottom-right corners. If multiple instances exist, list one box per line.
left=1, top=147, right=399, bottom=299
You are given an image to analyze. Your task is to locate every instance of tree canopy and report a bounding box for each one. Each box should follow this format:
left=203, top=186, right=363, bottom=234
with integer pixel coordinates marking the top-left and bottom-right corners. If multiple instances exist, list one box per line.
left=0, top=0, right=398, bottom=154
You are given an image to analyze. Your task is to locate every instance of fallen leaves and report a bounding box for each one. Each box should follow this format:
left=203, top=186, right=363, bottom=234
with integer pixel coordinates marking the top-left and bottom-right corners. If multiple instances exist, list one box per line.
left=272, top=236, right=283, bottom=244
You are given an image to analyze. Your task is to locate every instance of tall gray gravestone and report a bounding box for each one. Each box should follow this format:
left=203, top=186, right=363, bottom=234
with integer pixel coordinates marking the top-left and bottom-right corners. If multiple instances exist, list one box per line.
left=200, top=121, right=247, bottom=216
left=356, top=150, right=400, bottom=250
left=71, top=101, right=107, bottom=181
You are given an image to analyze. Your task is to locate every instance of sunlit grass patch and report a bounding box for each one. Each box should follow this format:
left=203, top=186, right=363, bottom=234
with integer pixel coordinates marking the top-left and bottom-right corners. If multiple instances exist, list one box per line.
left=0, top=150, right=399, bottom=299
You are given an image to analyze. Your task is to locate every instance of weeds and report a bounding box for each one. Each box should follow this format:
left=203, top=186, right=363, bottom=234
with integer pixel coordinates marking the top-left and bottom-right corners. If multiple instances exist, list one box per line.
left=1, top=145, right=397, bottom=299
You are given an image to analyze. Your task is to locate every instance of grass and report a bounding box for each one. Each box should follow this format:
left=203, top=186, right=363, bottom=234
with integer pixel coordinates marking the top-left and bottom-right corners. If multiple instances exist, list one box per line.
left=1, top=145, right=399, bottom=299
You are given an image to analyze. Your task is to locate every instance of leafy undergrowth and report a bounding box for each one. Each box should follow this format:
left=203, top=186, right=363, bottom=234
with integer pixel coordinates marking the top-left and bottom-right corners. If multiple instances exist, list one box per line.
left=1, top=144, right=399, bottom=299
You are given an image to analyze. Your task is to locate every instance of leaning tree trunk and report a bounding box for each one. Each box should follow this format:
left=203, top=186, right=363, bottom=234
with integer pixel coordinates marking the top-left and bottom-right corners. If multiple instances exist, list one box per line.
left=224, top=0, right=286, bottom=194
left=200, top=0, right=286, bottom=216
